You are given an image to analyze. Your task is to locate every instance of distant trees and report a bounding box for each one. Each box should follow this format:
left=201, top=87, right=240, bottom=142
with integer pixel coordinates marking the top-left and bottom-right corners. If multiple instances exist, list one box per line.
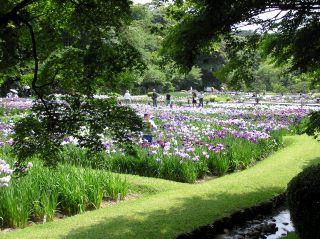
left=213, top=32, right=317, bottom=92
left=161, top=0, right=320, bottom=72
left=3, top=1, right=315, bottom=96
left=160, top=0, right=319, bottom=91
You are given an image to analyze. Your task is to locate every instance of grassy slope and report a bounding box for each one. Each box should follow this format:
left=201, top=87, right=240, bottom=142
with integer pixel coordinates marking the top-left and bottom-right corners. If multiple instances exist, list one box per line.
left=2, top=135, right=319, bottom=239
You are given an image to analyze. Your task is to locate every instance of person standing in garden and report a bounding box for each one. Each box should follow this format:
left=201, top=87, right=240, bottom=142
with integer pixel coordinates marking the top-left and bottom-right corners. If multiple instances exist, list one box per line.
left=142, top=113, right=157, bottom=143
left=166, top=93, right=171, bottom=107
left=188, top=87, right=193, bottom=105
left=192, top=91, right=197, bottom=107
left=123, top=90, right=131, bottom=105
left=152, top=89, right=158, bottom=107
left=198, top=91, right=204, bottom=107
left=299, top=93, right=305, bottom=108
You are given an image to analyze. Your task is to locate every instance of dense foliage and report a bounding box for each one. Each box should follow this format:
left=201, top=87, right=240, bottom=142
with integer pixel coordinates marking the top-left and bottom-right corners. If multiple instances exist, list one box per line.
left=304, top=111, right=320, bottom=140
left=13, top=95, right=143, bottom=165
left=287, top=164, right=320, bottom=239
left=1, top=1, right=318, bottom=95
left=0, top=0, right=147, bottom=164
left=162, top=0, right=320, bottom=73
left=129, top=2, right=318, bottom=93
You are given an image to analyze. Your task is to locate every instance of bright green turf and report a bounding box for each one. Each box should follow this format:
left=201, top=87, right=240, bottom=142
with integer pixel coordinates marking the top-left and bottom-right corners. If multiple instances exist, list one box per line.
left=1, top=135, right=319, bottom=239
left=281, top=232, right=299, bottom=239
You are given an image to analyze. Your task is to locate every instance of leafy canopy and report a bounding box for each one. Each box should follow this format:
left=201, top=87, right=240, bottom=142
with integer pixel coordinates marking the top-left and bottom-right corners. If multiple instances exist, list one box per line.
left=1, top=0, right=146, bottom=165
left=161, top=0, right=320, bottom=75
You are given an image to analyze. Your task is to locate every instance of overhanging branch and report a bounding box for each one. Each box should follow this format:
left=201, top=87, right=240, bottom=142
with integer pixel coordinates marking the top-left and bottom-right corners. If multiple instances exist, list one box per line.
left=19, top=18, right=53, bottom=119
left=0, top=0, right=37, bottom=26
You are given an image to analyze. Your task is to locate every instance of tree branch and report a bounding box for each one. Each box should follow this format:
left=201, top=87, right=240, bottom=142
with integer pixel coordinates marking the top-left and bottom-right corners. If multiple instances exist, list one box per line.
left=19, top=18, right=53, bottom=119
left=267, top=2, right=320, bottom=11
left=34, top=68, right=62, bottom=89
left=0, top=0, right=37, bottom=26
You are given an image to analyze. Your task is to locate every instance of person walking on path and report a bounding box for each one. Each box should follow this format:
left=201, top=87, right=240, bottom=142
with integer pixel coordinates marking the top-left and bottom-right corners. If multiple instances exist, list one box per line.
left=123, top=90, right=131, bottom=105
left=152, top=89, right=158, bottom=107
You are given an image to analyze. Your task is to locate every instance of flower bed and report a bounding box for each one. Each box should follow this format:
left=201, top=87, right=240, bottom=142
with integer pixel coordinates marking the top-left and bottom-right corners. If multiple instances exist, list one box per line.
left=62, top=104, right=310, bottom=183
left=0, top=99, right=312, bottom=184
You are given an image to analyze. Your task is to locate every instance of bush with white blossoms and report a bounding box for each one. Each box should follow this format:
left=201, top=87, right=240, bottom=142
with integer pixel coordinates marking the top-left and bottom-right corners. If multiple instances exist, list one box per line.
left=0, top=159, right=14, bottom=187
left=0, top=160, right=34, bottom=187
left=12, top=161, right=33, bottom=177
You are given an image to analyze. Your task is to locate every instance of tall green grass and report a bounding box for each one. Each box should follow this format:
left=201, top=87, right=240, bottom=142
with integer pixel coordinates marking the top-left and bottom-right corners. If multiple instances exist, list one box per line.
left=0, top=160, right=128, bottom=228
left=57, top=134, right=281, bottom=183
left=207, top=152, right=229, bottom=176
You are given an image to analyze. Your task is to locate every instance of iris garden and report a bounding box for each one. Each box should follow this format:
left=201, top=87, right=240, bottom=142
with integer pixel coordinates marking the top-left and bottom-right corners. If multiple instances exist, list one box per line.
left=0, top=97, right=316, bottom=229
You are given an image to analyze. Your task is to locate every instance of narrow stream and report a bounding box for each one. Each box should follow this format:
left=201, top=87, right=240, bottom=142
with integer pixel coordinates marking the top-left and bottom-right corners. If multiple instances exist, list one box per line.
left=213, top=209, right=294, bottom=239
left=265, top=210, right=294, bottom=239
left=177, top=194, right=295, bottom=239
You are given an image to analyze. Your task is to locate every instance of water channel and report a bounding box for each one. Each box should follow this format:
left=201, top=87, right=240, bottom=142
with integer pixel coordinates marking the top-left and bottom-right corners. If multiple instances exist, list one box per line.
left=177, top=194, right=295, bottom=239
left=213, top=208, right=294, bottom=239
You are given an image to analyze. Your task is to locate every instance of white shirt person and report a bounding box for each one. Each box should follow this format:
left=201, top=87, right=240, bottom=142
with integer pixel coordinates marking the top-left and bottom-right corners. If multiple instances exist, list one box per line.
left=124, top=90, right=131, bottom=105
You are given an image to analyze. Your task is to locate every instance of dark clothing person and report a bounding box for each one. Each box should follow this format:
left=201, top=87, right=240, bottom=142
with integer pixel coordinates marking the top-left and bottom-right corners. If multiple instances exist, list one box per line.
left=192, top=92, right=197, bottom=107
left=198, top=92, right=204, bottom=107
left=152, top=90, right=158, bottom=107
left=166, top=93, right=171, bottom=106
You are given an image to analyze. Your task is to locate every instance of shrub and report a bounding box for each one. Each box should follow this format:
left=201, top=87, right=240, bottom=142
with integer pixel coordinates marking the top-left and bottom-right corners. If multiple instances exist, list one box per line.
left=287, top=164, right=320, bottom=239
left=203, top=95, right=231, bottom=102
left=204, top=95, right=216, bottom=102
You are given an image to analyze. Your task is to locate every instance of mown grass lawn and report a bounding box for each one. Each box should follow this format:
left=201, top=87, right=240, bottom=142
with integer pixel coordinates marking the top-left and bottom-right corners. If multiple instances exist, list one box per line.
left=1, top=135, right=319, bottom=239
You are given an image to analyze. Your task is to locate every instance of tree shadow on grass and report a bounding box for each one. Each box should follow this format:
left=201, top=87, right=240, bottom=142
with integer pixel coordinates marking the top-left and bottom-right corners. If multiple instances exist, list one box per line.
left=63, top=186, right=283, bottom=239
